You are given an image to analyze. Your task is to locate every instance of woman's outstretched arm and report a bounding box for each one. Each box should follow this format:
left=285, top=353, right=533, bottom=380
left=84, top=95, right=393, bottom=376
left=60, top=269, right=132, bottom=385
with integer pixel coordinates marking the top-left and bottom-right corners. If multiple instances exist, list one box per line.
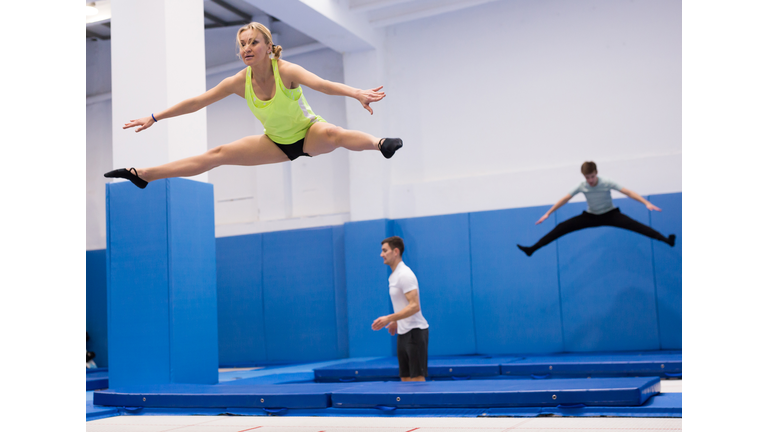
left=123, top=72, right=242, bottom=132
left=281, top=61, right=385, bottom=114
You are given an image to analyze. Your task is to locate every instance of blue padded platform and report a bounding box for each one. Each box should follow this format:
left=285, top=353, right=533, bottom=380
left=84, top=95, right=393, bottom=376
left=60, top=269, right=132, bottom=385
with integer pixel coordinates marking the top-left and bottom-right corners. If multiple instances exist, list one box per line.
left=86, top=368, right=109, bottom=390
left=92, top=377, right=659, bottom=410
left=314, top=356, right=521, bottom=382
left=93, top=383, right=357, bottom=409
left=331, top=377, right=660, bottom=408
left=501, top=351, right=682, bottom=378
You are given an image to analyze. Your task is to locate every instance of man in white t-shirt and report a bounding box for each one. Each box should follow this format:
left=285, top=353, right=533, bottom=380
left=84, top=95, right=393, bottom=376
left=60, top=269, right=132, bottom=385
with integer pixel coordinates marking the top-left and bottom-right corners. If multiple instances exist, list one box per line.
left=371, top=236, right=430, bottom=381
left=517, top=161, right=676, bottom=256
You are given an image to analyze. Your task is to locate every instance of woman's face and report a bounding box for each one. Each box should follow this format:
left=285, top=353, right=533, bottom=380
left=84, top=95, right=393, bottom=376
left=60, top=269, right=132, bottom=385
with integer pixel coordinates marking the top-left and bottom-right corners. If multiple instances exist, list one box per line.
left=239, top=29, right=270, bottom=65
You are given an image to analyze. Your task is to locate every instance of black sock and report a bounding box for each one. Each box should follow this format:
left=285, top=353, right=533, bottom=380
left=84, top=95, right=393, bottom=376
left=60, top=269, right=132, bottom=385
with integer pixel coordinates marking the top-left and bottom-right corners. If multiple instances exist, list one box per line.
left=104, top=168, right=148, bottom=189
left=378, top=138, right=403, bottom=159
left=667, top=234, right=676, bottom=247
left=517, top=244, right=534, bottom=257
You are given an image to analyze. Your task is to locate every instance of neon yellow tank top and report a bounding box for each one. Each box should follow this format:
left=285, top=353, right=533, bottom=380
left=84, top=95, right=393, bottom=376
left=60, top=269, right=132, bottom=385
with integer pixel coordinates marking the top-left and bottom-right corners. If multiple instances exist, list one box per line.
left=245, top=59, right=325, bottom=144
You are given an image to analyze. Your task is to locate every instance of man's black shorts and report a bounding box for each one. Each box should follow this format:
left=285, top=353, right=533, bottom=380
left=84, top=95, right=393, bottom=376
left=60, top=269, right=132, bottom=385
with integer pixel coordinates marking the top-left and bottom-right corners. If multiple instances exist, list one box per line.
left=397, top=327, right=429, bottom=378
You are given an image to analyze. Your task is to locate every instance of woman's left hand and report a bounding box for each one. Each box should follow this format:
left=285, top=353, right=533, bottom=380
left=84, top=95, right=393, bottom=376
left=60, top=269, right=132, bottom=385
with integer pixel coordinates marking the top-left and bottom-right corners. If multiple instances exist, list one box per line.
left=357, top=86, right=386, bottom=115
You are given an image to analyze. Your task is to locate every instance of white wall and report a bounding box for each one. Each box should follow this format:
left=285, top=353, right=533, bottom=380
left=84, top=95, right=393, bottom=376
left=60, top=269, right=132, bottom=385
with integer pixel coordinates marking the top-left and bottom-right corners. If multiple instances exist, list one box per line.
left=376, top=0, right=682, bottom=219
left=87, top=0, right=681, bottom=248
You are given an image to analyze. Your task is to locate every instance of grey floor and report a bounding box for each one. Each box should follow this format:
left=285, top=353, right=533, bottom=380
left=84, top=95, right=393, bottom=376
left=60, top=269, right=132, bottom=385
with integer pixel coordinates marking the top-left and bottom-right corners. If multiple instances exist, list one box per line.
left=86, top=379, right=682, bottom=431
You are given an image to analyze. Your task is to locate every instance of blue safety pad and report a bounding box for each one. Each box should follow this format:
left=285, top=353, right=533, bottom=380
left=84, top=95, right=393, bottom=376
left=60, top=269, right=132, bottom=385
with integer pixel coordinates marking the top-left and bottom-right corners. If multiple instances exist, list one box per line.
left=106, top=179, right=218, bottom=387
left=344, top=220, right=394, bottom=357
left=648, top=193, right=682, bottom=349
left=486, top=393, right=682, bottom=417
left=330, top=377, right=660, bottom=408
left=262, top=227, right=342, bottom=362
left=555, top=198, right=660, bottom=351
left=469, top=206, right=564, bottom=354
left=392, top=214, right=476, bottom=355
left=500, top=351, right=682, bottom=378
left=93, top=383, right=359, bottom=409
left=216, top=234, right=267, bottom=366
left=314, top=356, right=522, bottom=382
left=86, top=369, right=109, bottom=390
left=86, top=249, right=109, bottom=368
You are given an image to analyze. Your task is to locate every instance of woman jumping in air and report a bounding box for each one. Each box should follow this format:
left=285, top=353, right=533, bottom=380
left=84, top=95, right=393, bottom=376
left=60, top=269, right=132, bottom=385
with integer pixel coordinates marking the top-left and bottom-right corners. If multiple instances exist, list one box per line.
left=105, top=22, right=402, bottom=188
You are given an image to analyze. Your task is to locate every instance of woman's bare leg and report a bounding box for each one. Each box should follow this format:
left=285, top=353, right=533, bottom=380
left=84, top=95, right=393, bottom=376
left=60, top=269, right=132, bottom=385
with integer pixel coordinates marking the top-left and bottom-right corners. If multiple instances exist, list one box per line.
left=135, top=134, right=288, bottom=182
left=303, top=122, right=381, bottom=156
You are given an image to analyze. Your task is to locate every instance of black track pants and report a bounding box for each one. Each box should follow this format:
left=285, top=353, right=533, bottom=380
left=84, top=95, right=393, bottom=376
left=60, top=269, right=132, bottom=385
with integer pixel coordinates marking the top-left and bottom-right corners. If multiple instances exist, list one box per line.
left=529, top=207, right=667, bottom=253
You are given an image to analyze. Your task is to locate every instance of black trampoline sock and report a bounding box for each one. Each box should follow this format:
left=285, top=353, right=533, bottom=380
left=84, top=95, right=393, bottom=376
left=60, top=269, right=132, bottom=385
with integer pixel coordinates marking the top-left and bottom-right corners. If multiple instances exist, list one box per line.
left=104, top=168, right=148, bottom=189
left=667, top=234, right=676, bottom=247
left=378, top=138, right=403, bottom=159
left=517, top=244, right=534, bottom=257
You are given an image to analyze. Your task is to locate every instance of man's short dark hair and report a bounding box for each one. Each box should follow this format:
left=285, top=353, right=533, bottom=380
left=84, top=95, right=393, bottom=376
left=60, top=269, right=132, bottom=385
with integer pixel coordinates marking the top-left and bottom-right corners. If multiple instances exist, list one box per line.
left=581, top=161, right=597, bottom=175
left=382, top=236, right=405, bottom=256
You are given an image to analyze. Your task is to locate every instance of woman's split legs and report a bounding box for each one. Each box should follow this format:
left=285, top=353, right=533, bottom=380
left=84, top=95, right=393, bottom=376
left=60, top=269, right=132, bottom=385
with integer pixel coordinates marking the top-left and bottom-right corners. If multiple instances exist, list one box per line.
left=107, top=134, right=289, bottom=184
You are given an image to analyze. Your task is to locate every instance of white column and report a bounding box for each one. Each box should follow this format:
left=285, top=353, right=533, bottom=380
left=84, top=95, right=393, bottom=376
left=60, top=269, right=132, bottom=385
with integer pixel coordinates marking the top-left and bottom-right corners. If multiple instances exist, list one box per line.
left=110, top=0, right=208, bottom=182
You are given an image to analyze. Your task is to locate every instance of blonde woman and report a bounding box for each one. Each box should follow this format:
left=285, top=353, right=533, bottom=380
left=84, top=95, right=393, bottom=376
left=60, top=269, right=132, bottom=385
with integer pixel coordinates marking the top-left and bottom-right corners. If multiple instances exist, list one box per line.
left=105, top=22, right=402, bottom=189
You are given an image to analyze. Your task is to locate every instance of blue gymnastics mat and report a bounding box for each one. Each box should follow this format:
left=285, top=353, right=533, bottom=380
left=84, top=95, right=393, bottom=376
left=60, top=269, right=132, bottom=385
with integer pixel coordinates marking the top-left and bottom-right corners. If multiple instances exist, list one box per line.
left=331, top=377, right=659, bottom=408
left=93, top=377, right=659, bottom=410
left=500, top=351, right=682, bottom=378
left=314, top=356, right=522, bottom=382
left=93, top=383, right=355, bottom=409
left=86, top=368, right=109, bottom=391
left=90, top=392, right=680, bottom=419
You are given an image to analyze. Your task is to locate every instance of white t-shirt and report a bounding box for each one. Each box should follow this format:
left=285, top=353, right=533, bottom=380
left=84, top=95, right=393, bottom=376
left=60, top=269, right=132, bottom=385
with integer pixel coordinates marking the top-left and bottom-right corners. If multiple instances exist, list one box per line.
left=388, top=261, right=429, bottom=335
left=569, top=177, right=623, bottom=215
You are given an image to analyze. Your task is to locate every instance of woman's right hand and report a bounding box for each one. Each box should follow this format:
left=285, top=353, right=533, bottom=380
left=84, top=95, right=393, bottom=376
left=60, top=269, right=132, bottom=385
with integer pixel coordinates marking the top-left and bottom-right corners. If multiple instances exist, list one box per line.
left=535, top=213, right=549, bottom=225
left=123, top=116, right=155, bottom=132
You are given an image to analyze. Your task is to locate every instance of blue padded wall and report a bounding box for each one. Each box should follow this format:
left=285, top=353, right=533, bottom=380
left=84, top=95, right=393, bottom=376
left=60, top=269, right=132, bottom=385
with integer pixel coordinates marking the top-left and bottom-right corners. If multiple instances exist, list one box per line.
left=332, top=226, right=349, bottom=359
left=216, top=234, right=267, bottom=365
left=344, top=219, right=394, bottom=358
left=555, top=197, right=660, bottom=352
left=86, top=249, right=109, bottom=367
left=106, top=179, right=218, bottom=387
left=470, top=206, right=564, bottom=354
left=392, top=213, right=476, bottom=356
left=262, top=227, right=342, bottom=363
left=648, top=193, right=682, bottom=349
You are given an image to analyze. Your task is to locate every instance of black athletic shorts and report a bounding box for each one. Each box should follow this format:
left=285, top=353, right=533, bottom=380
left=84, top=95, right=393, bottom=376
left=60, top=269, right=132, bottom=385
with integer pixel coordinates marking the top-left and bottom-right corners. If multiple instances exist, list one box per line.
left=275, top=138, right=310, bottom=161
left=397, top=327, right=429, bottom=378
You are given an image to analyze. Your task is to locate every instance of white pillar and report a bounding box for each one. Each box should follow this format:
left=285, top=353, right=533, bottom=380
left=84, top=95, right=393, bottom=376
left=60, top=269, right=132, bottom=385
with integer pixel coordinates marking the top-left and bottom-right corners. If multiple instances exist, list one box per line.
left=110, top=0, right=208, bottom=182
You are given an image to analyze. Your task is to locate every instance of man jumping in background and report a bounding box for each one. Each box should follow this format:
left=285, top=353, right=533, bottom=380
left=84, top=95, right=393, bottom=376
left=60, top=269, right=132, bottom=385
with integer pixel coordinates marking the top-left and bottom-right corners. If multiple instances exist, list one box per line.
left=372, top=236, right=430, bottom=382
left=517, top=161, right=676, bottom=256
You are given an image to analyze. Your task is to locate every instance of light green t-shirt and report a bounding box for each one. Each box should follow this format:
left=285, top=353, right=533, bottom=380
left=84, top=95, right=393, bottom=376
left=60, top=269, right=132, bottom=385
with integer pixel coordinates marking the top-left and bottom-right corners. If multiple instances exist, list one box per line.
left=570, top=177, right=623, bottom=215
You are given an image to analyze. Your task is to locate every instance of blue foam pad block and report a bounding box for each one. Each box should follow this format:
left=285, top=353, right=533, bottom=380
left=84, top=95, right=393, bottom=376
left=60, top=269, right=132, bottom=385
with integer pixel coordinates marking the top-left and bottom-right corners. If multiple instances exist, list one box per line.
left=86, top=369, right=109, bottom=390
left=555, top=198, right=660, bottom=351
left=331, top=377, right=660, bottom=408
left=106, top=179, right=218, bottom=387
left=501, top=351, right=682, bottom=378
left=648, top=193, right=682, bottom=349
left=93, top=383, right=358, bottom=409
left=469, top=207, right=564, bottom=354
left=314, top=356, right=522, bottom=382
left=216, top=234, right=267, bottom=365
left=392, top=214, right=476, bottom=355
left=486, top=393, right=682, bottom=417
